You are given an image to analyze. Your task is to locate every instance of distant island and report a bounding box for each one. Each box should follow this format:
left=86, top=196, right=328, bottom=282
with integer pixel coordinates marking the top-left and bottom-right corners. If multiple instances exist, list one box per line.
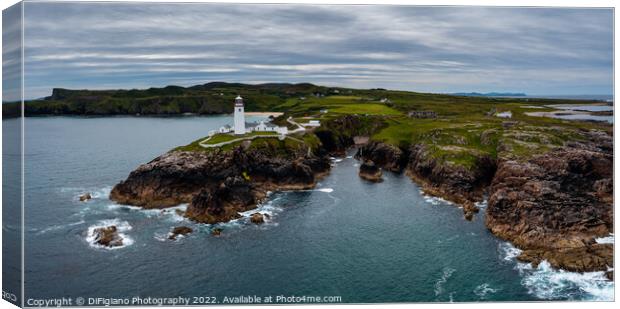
left=92, top=82, right=613, bottom=280
left=451, top=92, right=527, bottom=97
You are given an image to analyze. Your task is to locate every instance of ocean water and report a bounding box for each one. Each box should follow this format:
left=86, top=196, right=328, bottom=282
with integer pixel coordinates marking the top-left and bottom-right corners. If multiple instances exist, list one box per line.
left=2, top=116, right=613, bottom=303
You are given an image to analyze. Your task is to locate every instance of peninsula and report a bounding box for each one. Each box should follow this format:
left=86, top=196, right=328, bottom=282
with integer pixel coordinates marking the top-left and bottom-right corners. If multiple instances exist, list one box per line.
left=20, top=82, right=613, bottom=277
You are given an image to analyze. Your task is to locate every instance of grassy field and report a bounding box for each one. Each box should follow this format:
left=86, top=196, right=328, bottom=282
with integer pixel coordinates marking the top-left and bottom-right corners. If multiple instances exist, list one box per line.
left=43, top=81, right=602, bottom=169
left=175, top=89, right=610, bottom=169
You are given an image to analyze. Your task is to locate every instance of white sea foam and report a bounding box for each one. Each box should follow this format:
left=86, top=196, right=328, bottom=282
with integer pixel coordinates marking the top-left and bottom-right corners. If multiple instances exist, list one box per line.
left=317, top=188, right=334, bottom=193
left=90, top=187, right=112, bottom=199
left=499, top=242, right=522, bottom=262
left=107, top=204, right=188, bottom=222
left=434, top=267, right=456, bottom=297
left=595, top=233, right=614, bottom=244
left=474, top=199, right=488, bottom=209
left=85, top=219, right=134, bottom=250
left=423, top=194, right=453, bottom=206
left=474, top=283, right=498, bottom=299
left=66, top=186, right=112, bottom=201
left=36, top=220, right=86, bottom=235
left=499, top=242, right=614, bottom=301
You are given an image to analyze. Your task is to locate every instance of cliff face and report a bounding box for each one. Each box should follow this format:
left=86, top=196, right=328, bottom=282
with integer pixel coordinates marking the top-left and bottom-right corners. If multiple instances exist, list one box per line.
left=355, top=141, right=407, bottom=172
left=110, top=146, right=330, bottom=223
left=485, top=133, right=613, bottom=272
left=406, top=144, right=496, bottom=207
left=354, top=130, right=613, bottom=274
left=354, top=141, right=496, bottom=219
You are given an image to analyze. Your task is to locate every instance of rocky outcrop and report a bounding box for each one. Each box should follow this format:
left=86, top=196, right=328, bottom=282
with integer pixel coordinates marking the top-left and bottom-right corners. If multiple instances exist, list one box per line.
left=315, top=115, right=386, bottom=155
left=358, top=160, right=383, bottom=182
left=516, top=244, right=612, bottom=272
left=92, top=226, right=123, bottom=248
left=406, top=144, right=496, bottom=218
left=79, top=193, right=92, bottom=202
left=110, top=145, right=330, bottom=224
left=250, top=213, right=265, bottom=224
left=355, top=141, right=407, bottom=172
left=168, top=226, right=193, bottom=240
left=486, top=133, right=613, bottom=273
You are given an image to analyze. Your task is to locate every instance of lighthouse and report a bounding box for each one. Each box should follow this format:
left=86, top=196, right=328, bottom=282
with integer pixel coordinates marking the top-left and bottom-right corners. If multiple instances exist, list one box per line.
left=233, top=95, right=246, bottom=135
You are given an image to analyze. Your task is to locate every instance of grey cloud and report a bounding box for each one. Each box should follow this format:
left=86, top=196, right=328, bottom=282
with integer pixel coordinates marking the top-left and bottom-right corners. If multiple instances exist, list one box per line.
left=12, top=2, right=614, bottom=99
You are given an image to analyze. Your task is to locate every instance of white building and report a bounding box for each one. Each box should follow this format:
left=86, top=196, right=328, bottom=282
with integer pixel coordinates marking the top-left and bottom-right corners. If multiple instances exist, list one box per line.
left=303, top=120, right=321, bottom=127
left=219, top=125, right=232, bottom=133
left=216, top=95, right=289, bottom=137
left=233, top=95, right=246, bottom=135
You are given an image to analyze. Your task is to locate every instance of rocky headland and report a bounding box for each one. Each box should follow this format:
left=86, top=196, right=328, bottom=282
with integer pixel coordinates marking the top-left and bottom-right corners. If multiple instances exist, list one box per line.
left=486, top=131, right=613, bottom=274
left=110, top=114, right=613, bottom=275
left=110, top=140, right=330, bottom=224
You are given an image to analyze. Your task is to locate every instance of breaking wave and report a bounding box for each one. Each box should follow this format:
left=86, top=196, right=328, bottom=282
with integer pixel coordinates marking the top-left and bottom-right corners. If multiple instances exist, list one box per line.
left=420, top=191, right=453, bottom=206
left=498, top=242, right=614, bottom=301
left=434, top=267, right=456, bottom=299
left=474, top=283, right=498, bottom=299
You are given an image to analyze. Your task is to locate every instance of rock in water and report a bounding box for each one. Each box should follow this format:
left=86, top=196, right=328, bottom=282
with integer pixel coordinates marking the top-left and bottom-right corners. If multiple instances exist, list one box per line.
left=358, top=160, right=383, bottom=182
left=79, top=193, right=92, bottom=202
left=211, top=228, right=222, bottom=236
left=462, top=201, right=479, bottom=221
left=92, top=226, right=123, bottom=247
left=250, top=213, right=265, bottom=224
left=168, top=226, right=193, bottom=240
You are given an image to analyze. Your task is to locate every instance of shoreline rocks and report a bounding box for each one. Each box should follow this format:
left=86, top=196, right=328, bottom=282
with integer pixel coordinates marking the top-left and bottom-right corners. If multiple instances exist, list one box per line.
left=485, top=136, right=613, bottom=273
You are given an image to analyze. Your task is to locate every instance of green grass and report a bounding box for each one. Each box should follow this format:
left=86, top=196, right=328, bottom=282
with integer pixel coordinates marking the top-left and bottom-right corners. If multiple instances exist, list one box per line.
left=49, top=81, right=606, bottom=170
left=329, top=103, right=401, bottom=115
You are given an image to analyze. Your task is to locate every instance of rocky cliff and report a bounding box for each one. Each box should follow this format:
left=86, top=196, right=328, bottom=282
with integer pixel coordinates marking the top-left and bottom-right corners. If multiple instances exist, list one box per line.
left=110, top=143, right=330, bottom=223
left=356, top=141, right=496, bottom=219
left=485, top=131, right=613, bottom=273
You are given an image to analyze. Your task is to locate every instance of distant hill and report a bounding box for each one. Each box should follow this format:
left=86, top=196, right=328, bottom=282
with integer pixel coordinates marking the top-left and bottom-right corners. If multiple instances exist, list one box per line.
left=2, top=82, right=338, bottom=118
left=451, top=92, right=526, bottom=97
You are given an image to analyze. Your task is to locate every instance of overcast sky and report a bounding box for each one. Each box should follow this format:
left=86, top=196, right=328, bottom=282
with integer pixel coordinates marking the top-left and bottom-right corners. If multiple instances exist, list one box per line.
left=4, top=2, right=614, bottom=100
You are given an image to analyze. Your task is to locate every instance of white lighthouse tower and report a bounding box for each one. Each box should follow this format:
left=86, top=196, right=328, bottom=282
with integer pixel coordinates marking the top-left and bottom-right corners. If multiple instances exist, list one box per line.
left=233, top=95, right=246, bottom=135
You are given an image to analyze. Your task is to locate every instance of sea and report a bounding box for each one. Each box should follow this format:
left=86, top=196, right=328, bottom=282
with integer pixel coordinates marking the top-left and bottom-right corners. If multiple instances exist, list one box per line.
left=2, top=116, right=614, bottom=304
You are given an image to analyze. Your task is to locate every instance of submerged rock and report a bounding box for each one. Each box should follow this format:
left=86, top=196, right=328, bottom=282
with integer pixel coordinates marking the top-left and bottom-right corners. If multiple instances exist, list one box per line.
left=79, top=193, right=92, bottom=202
left=211, top=228, right=222, bottom=236
left=168, top=226, right=193, bottom=240
left=92, top=226, right=123, bottom=248
left=250, top=213, right=265, bottom=224
left=358, top=160, right=383, bottom=182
